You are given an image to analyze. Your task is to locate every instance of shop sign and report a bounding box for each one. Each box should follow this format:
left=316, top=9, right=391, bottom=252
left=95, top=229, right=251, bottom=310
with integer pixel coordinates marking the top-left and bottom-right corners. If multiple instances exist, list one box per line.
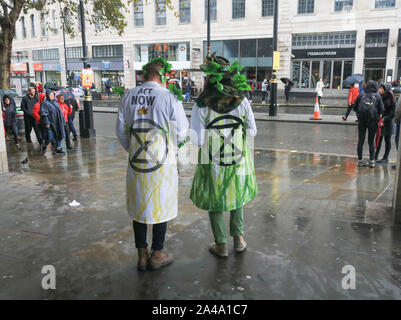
left=33, top=63, right=43, bottom=71
left=141, top=44, right=149, bottom=63
left=292, top=48, right=355, bottom=59
left=178, top=43, right=187, bottom=62
left=10, top=63, right=28, bottom=73
left=81, top=68, right=94, bottom=88
left=273, top=51, right=280, bottom=70
left=103, top=61, right=111, bottom=70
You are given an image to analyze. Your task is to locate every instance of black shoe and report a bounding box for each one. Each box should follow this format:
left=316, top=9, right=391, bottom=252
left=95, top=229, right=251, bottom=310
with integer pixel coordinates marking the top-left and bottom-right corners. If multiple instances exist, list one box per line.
left=42, top=145, right=47, bottom=154
left=55, top=148, right=65, bottom=154
left=392, top=165, right=397, bottom=170
left=72, top=137, right=78, bottom=141
left=342, top=116, right=348, bottom=121
left=377, top=158, right=389, bottom=164
left=67, top=145, right=73, bottom=150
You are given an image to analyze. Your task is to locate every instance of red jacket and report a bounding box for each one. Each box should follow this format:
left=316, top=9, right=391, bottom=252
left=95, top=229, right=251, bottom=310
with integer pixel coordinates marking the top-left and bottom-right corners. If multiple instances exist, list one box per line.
left=33, top=93, right=46, bottom=124
left=57, top=100, right=72, bottom=123
left=348, top=87, right=360, bottom=106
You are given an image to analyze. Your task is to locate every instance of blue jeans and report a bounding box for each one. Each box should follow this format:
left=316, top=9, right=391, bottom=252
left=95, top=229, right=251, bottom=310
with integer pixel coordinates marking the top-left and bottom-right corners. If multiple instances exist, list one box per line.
left=44, top=127, right=61, bottom=148
left=396, top=122, right=400, bottom=151
left=185, top=92, right=190, bottom=102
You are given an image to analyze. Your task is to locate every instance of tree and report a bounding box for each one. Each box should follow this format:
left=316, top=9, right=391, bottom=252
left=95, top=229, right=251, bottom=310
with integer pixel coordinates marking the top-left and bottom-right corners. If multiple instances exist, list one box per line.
left=0, top=0, right=176, bottom=89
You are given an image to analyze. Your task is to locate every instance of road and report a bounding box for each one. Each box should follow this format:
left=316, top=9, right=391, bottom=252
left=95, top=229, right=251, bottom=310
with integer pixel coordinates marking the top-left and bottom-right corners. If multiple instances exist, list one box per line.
left=86, top=113, right=397, bottom=160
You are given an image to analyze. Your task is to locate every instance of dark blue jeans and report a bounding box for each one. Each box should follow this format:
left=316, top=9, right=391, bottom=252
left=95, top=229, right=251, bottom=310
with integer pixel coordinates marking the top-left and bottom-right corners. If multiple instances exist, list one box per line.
left=44, top=127, right=61, bottom=148
left=133, top=221, right=167, bottom=251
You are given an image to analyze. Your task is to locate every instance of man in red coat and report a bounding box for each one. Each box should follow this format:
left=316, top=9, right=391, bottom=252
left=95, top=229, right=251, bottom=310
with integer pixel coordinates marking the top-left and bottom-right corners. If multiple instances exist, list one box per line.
left=343, top=83, right=360, bottom=121
left=56, top=93, right=73, bottom=149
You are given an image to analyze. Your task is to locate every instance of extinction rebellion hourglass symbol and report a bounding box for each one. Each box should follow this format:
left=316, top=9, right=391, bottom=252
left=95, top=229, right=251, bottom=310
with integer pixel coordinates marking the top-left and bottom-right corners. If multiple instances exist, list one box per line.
left=206, top=115, right=244, bottom=166
left=129, top=119, right=169, bottom=173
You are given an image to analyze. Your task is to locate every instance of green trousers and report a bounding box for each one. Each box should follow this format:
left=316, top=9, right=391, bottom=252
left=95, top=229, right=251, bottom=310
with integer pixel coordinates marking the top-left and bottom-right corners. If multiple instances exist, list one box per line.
left=208, top=207, right=244, bottom=244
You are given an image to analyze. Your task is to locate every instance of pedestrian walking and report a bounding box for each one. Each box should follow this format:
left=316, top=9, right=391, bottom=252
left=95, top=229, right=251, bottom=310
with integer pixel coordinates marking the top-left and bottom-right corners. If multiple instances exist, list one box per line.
left=65, top=98, right=79, bottom=141
left=284, top=79, right=292, bottom=103
left=32, top=92, right=46, bottom=148
left=105, top=80, right=113, bottom=98
left=375, top=84, right=396, bottom=164
left=314, top=78, right=324, bottom=105
left=184, top=81, right=192, bottom=102
left=353, top=81, right=384, bottom=168
left=2, top=95, right=21, bottom=150
left=40, top=90, right=66, bottom=155
left=56, top=93, right=73, bottom=150
left=190, top=55, right=258, bottom=258
left=343, top=83, right=360, bottom=121
left=116, top=57, right=189, bottom=271
left=261, top=78, right=270, bottom=104
left=20, top=87, right=42, bottom=144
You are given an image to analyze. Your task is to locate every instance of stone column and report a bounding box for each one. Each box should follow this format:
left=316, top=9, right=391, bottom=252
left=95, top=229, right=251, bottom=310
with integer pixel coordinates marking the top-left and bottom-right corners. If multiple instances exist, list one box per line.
left=386, top=27, right=398, bottom=82
left=354, top=29, right=365, bottom=75
left=123, top=43, right=135, bottom=89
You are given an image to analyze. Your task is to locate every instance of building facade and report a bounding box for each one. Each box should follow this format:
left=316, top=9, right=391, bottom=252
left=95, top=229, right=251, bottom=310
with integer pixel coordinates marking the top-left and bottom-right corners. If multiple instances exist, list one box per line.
left=10, top=0, right=401, bottom=95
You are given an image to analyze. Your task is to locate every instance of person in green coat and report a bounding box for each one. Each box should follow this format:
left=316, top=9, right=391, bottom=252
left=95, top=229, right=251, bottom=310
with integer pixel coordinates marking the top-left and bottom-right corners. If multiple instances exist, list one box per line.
left=190, top=54, right=258, bottom=257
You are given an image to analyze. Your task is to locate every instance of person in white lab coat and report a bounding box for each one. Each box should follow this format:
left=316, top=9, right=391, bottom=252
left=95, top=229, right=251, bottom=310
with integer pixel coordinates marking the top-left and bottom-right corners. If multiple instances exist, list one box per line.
left=116, top=58, right=189, bottom=271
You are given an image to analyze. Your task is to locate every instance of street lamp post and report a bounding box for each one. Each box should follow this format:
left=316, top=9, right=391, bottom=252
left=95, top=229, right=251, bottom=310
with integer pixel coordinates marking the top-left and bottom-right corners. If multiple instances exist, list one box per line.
left=79, top=0, right=96, bottom=138
left=61, top=15, right=69, bottom=87
left=269, top=0, right=279, bottom=117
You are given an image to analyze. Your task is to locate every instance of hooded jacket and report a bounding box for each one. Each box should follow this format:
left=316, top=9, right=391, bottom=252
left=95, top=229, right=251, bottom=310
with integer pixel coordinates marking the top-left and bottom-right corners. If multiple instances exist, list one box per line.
left=20, top=92, right=38, bottom=117
left=2, top=95, right=17, bottom=127
left=57, top=98, right=72, bottom=123
left=353, top=81, right=384, bottom=124
left=380, top=84, right=396, bottom=136
left=348, top=86, right=360, bottom=106
left=33, top=93, right=46, bottom=124
left=40, top=90, right=65, bottom=141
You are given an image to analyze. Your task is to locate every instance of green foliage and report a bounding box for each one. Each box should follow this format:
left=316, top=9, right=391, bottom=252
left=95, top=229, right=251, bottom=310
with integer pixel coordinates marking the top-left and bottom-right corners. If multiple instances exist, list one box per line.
left=112, top=86, right=125, bottom=97
left=168, top=83, right=184, bottom=101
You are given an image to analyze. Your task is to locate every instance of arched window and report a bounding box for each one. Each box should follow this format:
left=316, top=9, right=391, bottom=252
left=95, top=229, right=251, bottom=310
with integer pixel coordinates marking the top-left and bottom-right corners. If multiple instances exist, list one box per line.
left=52, top=10, right=58, bottom=34
left=30, top=14, right=36, bottom=37
left=21, top=16, right=27, bottom=38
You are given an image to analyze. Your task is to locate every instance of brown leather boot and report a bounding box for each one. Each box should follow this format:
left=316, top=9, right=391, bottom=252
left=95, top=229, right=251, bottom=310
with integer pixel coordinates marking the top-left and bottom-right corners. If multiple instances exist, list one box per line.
left=209, top=242, right=228, bottom=258
left=148, top=250, right=174, bottom=271
left=137, top=248, right=149, bottom=271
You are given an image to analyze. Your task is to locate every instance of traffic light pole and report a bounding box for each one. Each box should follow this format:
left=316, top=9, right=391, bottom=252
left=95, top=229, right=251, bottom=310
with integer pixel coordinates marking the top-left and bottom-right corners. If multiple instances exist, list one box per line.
left=269, top=0, right=278, bottom=117
left=207, top=0, right=210, bottom=57
left=79, top=0, right=96, bottom=138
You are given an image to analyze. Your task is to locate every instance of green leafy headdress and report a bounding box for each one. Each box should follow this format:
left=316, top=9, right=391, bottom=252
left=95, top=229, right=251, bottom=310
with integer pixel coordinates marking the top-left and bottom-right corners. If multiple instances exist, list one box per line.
left=196, top=54, right=251, bottom=114
left=142, top=57, right=184, bottom=101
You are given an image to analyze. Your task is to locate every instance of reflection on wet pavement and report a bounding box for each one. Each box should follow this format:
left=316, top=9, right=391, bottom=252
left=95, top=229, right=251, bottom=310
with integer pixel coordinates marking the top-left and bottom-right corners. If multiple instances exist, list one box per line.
left=0, top=137, right=400, bottom=299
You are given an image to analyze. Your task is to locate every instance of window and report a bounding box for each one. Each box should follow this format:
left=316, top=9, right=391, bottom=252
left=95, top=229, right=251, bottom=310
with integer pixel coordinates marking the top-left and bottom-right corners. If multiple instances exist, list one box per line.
left=205, top=0, right=217, bottom=21
left=14, top=26, right=17, bottom=40
left=30, top=14, right=36, bottom=37
left=66, top=47, right=87, bottom=59
left=298, top=0, right=314, bottom=14
left=334, top=0, right=353, bottom=11
left=32, top=48, right=59, bottom=61
left=375, top=0, right=395, bottom=8
left=93, top=45, right=123, bottom=58
left=40, top=12, right=46, bottom=36
left=155, top=0, right=166, bottom=25
left=232, top=0, right=245, bottom=19
left=292, top=32, right=356, bottom=48
left=179, top=0, right=191, bottom=23
left=21, top=16, right=26, bottom=39
left=52, top=10, right=58, bottom=34
left=365, top=30, right=389, bottom=47
left=135, top=42, right=190, bottom=62
left=262, top=0, right=274, bottom=17
left=134, top=0, right=144, bottom=26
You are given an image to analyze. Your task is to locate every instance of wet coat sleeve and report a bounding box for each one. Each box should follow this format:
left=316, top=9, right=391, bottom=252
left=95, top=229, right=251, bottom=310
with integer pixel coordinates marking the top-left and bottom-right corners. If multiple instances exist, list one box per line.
left=40, top=102, right=50, bottom=126
left=383, top=98, right=396, bottom=124
left=32, top=103, right=40, bottom=124
left=376, top=95, right=385, bottom=117
left=169, top=95, right=189, bottom=145
left=190, top=104, right=206, bottom=147
left=116, top=93, right=130, bottom=153
left=20, top=97, right=28, bottom=114
left=395, top=98, right=401, bottom=124
left=244, top=98, right=257, bottom=137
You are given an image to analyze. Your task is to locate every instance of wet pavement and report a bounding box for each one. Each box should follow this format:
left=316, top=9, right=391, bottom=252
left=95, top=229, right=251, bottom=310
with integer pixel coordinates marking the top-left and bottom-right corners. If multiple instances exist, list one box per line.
left=1, top=135, right=401, bottom=300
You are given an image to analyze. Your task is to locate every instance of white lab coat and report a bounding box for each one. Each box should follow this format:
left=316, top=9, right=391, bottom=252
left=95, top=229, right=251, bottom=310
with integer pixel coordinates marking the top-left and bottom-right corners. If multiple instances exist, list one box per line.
left=116, top=81, right=189, bottom=224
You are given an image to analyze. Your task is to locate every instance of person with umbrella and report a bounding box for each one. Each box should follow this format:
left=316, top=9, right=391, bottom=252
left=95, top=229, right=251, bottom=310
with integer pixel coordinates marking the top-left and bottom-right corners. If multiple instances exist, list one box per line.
left=343, top=83, right=360, bottom=121
left=281, top=78, right=293, bottom=104
left=374, top=84, right=396, bottom=164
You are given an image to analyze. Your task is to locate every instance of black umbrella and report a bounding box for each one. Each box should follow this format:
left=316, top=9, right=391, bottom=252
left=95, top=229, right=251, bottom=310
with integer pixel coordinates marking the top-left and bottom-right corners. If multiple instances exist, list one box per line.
left=343, top=74, right=364, bottom=88
left=48, top=84, right=64, bottom=91
left=0, top=89, right=18, bottom=98
left=56, top=88, right=75, bottom=100
left=280, top=77, right=294, bottom=86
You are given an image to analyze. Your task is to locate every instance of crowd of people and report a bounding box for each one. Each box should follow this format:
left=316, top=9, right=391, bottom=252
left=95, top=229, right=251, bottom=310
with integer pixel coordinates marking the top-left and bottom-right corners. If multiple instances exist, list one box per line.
left=2, top=86, right=79, bottom=154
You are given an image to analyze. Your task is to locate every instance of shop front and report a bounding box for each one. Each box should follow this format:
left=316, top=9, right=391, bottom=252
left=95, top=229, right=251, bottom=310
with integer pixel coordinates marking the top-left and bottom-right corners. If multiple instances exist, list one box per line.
left=10, top=51, right=31, bottom=96
left=396, top=29, right=401, bottom=83
left=291, top=33, right=356, bottom=90
left=202, top=38, right=273, bottom=86
left=134, top=42, right=191, bottom=87
left=364, top=29, right=389, bottom=83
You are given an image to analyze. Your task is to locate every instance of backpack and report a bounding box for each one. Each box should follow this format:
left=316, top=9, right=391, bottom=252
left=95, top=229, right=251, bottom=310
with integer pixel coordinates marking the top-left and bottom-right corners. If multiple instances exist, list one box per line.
left=357, top=94, right=377, bottom=122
